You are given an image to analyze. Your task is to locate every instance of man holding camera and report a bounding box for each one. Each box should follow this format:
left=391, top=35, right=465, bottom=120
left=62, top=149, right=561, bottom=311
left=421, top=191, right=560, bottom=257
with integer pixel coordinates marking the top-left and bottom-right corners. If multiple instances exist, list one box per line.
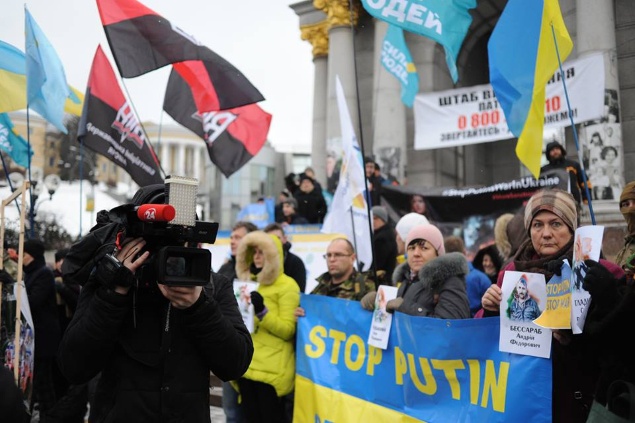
left=58, top=183, right=254, bottom=423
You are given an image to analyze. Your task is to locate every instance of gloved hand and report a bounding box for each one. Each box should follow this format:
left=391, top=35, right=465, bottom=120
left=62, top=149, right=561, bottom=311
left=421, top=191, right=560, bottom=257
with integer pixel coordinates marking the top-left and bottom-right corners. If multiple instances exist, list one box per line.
left=360, top=291, right=377, bottom=311
left=582, top=259, right=618, bottom=302
left=0, top=269, right=15, bottom=285
left=544, top=260, right=564, bottom=276
left=250, top=291, right=265, bottom=314
left=386, top=297, right=404, bottom=313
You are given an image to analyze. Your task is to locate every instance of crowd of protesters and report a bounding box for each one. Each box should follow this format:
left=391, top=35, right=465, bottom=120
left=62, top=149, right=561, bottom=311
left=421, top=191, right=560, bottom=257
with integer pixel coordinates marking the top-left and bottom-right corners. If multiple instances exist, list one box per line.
left=2, top=162, right=635, bottom=423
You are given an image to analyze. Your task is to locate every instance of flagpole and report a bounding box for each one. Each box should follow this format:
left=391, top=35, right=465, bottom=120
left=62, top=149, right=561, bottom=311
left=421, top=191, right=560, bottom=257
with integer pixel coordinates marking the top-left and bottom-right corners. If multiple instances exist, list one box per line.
left=79, top=140, right=84, bottom=237
left=550, top=23, right=596, bottom=225
left=119, top=79, right=167, bottom=180
left=25, top=109, right=35, bottom=239
left=348, top=0, right=379, bottom=283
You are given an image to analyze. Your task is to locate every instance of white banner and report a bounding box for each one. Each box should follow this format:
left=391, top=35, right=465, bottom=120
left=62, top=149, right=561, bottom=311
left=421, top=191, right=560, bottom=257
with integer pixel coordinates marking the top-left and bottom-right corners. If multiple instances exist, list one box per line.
left=414, top=54, right=605, bottom=150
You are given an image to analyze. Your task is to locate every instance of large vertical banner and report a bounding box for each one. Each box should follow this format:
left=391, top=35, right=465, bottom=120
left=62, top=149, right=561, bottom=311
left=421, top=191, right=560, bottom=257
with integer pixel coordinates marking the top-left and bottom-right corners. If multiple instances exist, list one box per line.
left=296, top=295, right=552, bottom=422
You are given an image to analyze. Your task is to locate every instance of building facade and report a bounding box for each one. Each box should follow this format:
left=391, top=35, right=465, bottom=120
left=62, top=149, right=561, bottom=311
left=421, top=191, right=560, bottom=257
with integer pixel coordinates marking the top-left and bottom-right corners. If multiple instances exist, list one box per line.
left=290, top=0, right=634, bottom=231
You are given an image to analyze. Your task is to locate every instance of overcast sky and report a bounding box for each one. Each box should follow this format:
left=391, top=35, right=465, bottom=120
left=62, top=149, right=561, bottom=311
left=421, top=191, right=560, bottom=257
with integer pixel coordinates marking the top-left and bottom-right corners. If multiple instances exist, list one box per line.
left=1, top=0, right=314, bottom=152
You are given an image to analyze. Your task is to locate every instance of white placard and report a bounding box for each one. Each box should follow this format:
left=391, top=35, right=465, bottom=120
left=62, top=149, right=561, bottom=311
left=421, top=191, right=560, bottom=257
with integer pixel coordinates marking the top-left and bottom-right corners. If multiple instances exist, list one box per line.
left=233, top=280, right=259, bottom=334
left=499, top=271, right=552, bottom=359
left=367, top=285, right=399, bottom=350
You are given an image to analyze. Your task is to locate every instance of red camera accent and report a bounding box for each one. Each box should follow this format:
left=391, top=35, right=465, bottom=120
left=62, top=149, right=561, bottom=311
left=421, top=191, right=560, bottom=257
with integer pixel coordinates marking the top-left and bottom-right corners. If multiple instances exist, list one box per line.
left=136, top=204, right=176, bottom=222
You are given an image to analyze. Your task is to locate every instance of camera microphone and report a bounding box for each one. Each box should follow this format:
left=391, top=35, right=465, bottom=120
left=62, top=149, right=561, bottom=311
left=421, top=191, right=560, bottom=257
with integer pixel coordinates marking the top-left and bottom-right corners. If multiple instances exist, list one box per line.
left=136, top=204, right=176, bottom=222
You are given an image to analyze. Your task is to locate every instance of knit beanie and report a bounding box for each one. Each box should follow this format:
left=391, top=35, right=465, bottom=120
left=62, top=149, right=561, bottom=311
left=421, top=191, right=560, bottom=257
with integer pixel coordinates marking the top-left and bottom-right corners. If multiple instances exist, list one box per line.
left=395, top=213, right=430, bottom=242
left=620, top=181, right=635, bottom=235
left=371, top=206, right=388, bottom=223
left=405, top=224, right=445, bottom=255
left=524, top=189, right=577, bottom=234
left=23, top=239, right=45, bottom=259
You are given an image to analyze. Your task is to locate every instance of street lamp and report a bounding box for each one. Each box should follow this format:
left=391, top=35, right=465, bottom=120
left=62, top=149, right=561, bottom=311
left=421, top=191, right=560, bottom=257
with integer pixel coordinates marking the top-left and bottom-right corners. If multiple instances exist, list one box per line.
left=8, top=171, right=60, bottom=237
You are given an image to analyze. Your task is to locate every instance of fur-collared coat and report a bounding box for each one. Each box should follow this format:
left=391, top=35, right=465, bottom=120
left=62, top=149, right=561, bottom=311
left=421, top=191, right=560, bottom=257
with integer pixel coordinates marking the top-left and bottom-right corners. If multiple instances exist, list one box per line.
left=391, top=252, right=470, bottom=319
left=236, top=231, right=300, bottom=397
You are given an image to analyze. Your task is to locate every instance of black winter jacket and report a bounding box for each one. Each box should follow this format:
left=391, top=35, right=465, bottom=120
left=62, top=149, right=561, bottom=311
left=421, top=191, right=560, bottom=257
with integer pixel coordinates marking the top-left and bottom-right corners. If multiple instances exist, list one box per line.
left=282, top=241, right=307, bottom=293
left=372, top=223, right=398, bottom=280
left=24, top=257, right=61, bottom=359
left=58, top=271, right=253, bottom=423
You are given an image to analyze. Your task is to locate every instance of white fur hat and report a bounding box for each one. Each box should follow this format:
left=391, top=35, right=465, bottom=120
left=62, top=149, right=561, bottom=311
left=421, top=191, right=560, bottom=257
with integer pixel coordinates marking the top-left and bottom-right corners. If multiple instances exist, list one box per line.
left=395, top=212, right=429, bottom=242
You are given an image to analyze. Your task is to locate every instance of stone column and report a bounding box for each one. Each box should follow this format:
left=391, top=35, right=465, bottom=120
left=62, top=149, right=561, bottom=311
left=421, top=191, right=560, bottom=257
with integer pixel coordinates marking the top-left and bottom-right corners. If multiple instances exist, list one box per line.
left=300, top=21, right=329, bottom=187
left=192, top=146, right=205, bottom=181
left=372, top=19, right=407, bottom=184
left=291, top=1, right=329, bottom=186
left=314, top=0, right=360, bottom=164
left=161, top=142, right=170, bottom=175
left=177, top=144, right=185, bottom=176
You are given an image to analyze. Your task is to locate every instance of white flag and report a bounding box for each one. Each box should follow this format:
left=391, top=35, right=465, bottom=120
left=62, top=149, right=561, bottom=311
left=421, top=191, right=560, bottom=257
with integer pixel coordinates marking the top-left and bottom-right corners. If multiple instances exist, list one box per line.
left=321, top=76, right=373, bottom=271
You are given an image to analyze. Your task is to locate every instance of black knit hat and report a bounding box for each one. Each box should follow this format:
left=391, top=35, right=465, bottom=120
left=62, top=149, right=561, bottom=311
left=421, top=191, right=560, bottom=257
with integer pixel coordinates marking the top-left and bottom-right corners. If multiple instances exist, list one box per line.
left=23, top=239, right=45, bottom=259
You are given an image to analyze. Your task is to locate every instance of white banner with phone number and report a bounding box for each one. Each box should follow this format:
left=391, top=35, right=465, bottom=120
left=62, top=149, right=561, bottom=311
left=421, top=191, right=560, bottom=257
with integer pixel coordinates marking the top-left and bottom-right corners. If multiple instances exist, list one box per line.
left=414, top=53, right=605, bottom=150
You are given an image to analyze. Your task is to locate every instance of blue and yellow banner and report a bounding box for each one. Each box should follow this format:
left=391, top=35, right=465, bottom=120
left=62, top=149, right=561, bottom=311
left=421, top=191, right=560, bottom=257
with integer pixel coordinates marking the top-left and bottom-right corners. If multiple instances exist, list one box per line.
left=361, top=0, right=476, bottom=83
left=296, top=295, right=552, bottom=422
left=381, top=25, right=419, bottom=108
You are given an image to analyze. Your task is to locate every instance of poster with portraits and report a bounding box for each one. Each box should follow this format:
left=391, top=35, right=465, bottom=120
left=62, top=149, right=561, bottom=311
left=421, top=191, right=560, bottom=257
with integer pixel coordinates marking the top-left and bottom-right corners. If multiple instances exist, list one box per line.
left=582, top=88, right=624, bottom=201
left=232, top=280, right=259, bottom=334
left=1, top=282, right=35, bottom=408
left=499, top=271, right=552, bottom=358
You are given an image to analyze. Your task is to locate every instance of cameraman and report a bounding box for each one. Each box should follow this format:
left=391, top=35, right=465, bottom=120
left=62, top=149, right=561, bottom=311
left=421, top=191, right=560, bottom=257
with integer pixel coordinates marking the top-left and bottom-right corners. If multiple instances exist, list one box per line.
left=57, top=184, right=254, bottom=423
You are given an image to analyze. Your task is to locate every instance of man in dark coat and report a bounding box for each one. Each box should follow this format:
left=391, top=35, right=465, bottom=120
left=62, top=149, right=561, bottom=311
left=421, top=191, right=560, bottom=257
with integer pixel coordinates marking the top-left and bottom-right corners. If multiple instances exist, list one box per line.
left=540, top=140, right=590, bottom=207
left=371, top=206, right=397, bottom=284
left=57, top=185, right=254, bottom=423
left=22, top=238, right=61, bottom=419
left=293, top=174, right=327, bottom=224
left=264, top=222, right=307, bottom=293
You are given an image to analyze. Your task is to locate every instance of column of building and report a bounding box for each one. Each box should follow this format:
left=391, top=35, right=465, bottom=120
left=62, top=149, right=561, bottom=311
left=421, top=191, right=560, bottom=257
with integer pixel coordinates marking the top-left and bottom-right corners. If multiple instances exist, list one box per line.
left=372, top=20, right=407, bottom=184
left=314, top=0, right=360, bottom=180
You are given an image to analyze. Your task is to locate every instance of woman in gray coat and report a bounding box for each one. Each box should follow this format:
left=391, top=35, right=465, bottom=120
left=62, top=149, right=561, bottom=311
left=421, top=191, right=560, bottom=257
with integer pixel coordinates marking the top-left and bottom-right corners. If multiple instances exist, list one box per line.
left=362, top=224, right=470, bottom=319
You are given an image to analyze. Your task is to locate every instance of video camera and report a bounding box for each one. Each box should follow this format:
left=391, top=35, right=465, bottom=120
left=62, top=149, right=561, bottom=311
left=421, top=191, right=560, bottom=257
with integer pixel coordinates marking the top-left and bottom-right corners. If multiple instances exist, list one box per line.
left=108, top=176, right=218, bottom=287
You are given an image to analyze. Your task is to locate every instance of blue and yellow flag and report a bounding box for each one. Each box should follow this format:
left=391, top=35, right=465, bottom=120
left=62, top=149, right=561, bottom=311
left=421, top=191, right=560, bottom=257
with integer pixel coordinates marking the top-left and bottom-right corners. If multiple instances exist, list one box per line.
left=361, top=0, right=476, bottom=83
left=0, top=41, right=29, bottom=114
left=0, top=40, right=83, bottom=116
left=381, top=25, right=419, bottom=108
left=488, top=0, right=573, bottom=178
left=0, top=113, right=33, bottom=168
left=25, top=7, right=72, bottom=134
left=296, top=295, right=552, bottom=422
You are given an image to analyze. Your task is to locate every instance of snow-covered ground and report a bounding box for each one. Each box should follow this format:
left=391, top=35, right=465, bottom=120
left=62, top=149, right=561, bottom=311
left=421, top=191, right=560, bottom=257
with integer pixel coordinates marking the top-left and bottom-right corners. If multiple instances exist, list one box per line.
left=0, top=180, right=132, bottom=239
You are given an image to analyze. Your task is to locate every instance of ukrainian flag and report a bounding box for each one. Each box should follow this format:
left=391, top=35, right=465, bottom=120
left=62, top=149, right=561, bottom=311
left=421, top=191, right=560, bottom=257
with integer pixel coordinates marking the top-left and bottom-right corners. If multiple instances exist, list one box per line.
left=0, top=40, right=83, bottom=117
left=0, top=41, right=28, bottom=113
left=488, top=0, right=573, bottom=178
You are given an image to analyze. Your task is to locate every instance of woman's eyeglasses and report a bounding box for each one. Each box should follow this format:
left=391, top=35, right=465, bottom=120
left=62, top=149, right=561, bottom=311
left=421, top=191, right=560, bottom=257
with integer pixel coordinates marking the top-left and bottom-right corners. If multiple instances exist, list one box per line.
left=323, top=252, right=352, bottom=259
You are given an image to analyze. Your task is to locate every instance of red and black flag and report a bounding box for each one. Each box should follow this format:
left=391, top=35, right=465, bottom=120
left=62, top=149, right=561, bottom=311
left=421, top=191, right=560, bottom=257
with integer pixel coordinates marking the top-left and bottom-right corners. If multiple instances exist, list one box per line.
left=78, top=45, right=163, bottom=187
left=96, top=0, right=264, bottom=110
left=163, top=66, right=271, bottom=178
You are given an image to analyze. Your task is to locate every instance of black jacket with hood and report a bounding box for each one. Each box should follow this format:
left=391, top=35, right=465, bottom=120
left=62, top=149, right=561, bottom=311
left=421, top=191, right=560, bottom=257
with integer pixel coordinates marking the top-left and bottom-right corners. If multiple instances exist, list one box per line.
left=58, top=268, right=253, bottom=423
left=58, top=183, right=253, bottom=422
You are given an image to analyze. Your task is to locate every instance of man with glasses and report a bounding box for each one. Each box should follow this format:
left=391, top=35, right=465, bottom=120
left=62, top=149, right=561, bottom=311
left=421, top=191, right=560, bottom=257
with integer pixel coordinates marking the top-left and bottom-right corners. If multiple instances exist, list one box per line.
left=303, top=238, right=376, bottom=301
left=294, top=238, right=377, bottom=320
